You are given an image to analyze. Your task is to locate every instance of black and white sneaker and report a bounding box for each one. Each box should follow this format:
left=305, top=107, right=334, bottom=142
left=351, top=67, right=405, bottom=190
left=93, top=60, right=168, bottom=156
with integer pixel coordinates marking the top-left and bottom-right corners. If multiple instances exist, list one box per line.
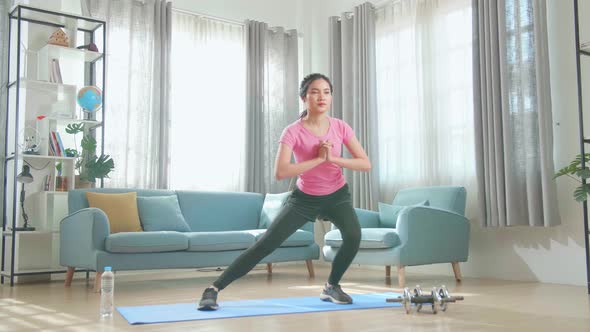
left=197, top=287, right=219, bottom=311
left=320, top=283, right=353, bottom=304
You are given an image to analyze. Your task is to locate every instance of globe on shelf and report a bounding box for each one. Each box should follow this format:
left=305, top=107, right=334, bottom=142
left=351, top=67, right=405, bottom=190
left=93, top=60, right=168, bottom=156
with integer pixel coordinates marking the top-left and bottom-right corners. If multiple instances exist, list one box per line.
left=77, top=86, right=102, bottom=113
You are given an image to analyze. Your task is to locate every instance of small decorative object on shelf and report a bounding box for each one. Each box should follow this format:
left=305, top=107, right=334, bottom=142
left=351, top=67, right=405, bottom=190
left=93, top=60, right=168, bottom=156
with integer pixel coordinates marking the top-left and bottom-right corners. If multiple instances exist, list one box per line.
left=55, top=176, right=68, bottom=192
left=14, top=165, right=36, bottom=231
left=18, top=126, right=42, bottom=155
left=55, top=161, right=68, bottom=191
left=77, top=42, right=99, bottom=52
left=77, top=86, right=102, bottom=119
left=48, top=28, right=69, bottom=47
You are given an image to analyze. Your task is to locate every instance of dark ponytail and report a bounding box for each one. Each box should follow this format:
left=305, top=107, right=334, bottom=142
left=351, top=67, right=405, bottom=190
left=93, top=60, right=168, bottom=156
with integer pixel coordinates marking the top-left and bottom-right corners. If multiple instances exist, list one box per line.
left=299, top=73, right=333, bottom=119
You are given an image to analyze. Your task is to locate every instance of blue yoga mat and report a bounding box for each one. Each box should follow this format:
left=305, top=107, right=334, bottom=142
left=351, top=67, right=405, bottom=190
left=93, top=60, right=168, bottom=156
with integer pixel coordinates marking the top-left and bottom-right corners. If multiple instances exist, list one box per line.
left=117, top=292, right=402, bottom=325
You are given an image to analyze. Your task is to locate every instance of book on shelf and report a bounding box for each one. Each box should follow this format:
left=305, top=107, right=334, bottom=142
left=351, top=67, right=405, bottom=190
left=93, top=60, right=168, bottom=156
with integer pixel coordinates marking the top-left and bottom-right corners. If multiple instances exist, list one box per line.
left=55, top=132, right=65, bottom=156
left=48, top=132, right=56, bottom=156
left=48, top=131, right=63, bottom=156
left=53, top=131, right=61, bottom=156
left=48, top=58, right=63, bottom=84
left=47, top=131, right=67, bottom=157
left=44, top=174, right=51, bottom=191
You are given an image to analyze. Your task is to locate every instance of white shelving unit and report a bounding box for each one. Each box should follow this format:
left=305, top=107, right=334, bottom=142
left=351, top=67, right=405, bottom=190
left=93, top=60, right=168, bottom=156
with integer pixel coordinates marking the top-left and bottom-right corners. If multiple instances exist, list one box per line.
left=2, top=5, right=106, bottom=285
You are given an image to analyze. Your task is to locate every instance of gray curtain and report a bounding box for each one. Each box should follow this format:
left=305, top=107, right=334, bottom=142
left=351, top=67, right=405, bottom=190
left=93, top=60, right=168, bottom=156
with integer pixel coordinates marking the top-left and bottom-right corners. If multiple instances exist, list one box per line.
left=85, top=0, right=172, bottom=189
left=329, top=2, right=380, bottom=210
left=154, top=0, right=172, bottom=189
left=245, top=20, right=299, bottom=194
left=473, top=0, right=560, bottom=226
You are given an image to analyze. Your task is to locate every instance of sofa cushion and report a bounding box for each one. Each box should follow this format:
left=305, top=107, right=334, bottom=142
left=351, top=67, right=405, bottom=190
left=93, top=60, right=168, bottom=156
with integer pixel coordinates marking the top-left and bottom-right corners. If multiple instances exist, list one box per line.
left=392, top=186, right=466, bottom=215
left=186, top=231, right=256, bottom=252
left=105, top=231, right=188, bottom=253
left=176, top=191, right=263, bottom=231
left=69, top=189, right=177, bottom=214
left=86, top=192, right=142, bottom=233
left=325, top=228, right=401, bottom=249
left=378, top=200, right=430, bottom=228
left=245, top=229, right=314, bottom=247
left=259, top=192, right=290, bottom=228
left=137, top=195, right=191, bottom=232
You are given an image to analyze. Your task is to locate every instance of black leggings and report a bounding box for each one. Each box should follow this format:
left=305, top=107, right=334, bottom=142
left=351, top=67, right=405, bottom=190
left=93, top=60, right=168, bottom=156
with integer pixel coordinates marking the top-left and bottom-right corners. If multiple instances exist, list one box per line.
left=213, top=184, right=361, bottom=290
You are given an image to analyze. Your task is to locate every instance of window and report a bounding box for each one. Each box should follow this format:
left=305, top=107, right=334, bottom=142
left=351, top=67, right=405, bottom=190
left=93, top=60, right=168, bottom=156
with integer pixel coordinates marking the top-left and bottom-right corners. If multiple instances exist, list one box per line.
left=170, top=11, right=246, bottom=191
left=375, top=0, right=475, bottom=200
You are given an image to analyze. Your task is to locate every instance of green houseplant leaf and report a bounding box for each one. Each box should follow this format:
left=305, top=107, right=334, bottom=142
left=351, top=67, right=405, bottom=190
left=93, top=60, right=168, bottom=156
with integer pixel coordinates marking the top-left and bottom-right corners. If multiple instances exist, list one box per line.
left=574, top=184, right=590, bottom=202
left=576, top=168, right=590, bottom=179
left=555, top=153, right=590, bottom=202
left=80, top=135, right=97, bottom=153
left=65, top=123, right=84, bottom=135
left=65, top=122, right=115, bottom=185
left=82, top=154, right=115, bottom=182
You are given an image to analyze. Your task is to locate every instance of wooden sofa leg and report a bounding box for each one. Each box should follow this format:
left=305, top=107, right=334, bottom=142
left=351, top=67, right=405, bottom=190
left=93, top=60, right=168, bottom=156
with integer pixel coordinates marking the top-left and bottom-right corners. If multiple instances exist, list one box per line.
left=397, top=265, right=406, bottom=288
left=267, top=263, right=273, bottom=274
left=305, top=259, right=315, bottom=278
left=64, top=267, right=75, bottom=287
left=385, top=265, right=391, bottom=278
left=94, top=272, right=102, bottom=293
left=452, top=262, right=462, bottom=282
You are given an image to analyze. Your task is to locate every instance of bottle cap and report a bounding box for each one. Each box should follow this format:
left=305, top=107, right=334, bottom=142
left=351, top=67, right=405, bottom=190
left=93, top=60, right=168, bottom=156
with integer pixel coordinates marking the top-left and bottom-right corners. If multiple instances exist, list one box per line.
left=104, top=266, right=112, bottom=271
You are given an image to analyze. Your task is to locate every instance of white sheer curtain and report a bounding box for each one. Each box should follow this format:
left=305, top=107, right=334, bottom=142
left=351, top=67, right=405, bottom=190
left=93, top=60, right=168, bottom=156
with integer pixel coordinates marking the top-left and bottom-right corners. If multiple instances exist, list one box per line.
left=86, top=0, right=171, bottom=189
left=375, top=0, right=476, bottom=204
left=170, top=10, right=246, bottom=191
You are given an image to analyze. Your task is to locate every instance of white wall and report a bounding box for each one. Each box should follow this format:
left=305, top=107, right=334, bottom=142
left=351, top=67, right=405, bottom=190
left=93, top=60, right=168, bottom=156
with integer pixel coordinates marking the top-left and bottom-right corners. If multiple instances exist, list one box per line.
left=11, top=0, right=82, bottom=14
left=306, top=0, right=589, bottom=286
left=173, top=0, right=311, bottom=74
left=173, top=0, right=300, bottom=27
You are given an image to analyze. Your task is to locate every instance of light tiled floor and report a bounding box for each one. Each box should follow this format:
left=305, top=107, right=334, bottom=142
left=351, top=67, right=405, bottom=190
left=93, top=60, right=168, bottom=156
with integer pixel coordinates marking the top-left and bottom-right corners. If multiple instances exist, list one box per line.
left=1, top=264, right=589, bottom=331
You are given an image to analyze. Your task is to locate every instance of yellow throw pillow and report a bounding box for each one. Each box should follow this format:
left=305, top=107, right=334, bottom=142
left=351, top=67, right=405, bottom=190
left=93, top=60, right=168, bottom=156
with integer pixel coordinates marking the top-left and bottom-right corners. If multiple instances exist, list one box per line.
left=86, top=192, right=142, bottom=233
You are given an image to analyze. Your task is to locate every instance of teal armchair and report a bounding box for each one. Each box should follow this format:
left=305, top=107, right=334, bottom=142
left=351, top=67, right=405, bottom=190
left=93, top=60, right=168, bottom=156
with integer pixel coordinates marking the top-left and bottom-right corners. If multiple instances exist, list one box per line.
left=323, top=186, right=470, bottom=287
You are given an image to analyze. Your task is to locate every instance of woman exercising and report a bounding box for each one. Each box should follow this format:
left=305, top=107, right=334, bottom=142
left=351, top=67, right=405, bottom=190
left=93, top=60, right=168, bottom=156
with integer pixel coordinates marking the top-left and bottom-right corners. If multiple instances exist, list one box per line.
left=198, top=73, right=371, bottom=311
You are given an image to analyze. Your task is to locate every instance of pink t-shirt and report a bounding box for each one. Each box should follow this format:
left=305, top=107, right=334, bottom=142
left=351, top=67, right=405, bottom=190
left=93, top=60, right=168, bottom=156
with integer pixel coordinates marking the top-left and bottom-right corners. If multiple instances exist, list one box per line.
left=279, top=117, right=355, bottom=196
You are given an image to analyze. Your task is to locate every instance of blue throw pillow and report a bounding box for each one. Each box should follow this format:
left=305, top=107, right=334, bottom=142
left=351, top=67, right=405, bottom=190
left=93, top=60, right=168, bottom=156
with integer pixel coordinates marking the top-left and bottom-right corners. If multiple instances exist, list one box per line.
left=378, top=200, right=430, bottom=228
left=137, top=195, right=191, bottom=232
left=259, top=192, right=291, bottom=228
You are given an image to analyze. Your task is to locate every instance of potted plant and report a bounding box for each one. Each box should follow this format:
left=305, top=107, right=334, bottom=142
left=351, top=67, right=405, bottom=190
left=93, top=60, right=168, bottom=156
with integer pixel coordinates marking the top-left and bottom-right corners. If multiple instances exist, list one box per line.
left=554, top=153, right=590, bottom=202
left=65, top=123, right=115, bottom=188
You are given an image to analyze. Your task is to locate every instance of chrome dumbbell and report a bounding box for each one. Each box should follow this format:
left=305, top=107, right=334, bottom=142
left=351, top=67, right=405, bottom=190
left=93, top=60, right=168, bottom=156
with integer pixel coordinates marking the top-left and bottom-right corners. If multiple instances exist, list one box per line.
left=386, top=285, right=464, bottom=314
left=386, top=285, right=434, bottom=314
left=414, top=285, right=424, bottom=312
left=391, top=287, right=413, bottom=314
left=436, top=285, right=464, bottom=312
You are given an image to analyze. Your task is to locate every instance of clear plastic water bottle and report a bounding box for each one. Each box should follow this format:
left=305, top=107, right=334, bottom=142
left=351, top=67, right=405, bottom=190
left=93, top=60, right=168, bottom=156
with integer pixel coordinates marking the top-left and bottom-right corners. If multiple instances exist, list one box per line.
left=100, top=266, right=114, bottom=317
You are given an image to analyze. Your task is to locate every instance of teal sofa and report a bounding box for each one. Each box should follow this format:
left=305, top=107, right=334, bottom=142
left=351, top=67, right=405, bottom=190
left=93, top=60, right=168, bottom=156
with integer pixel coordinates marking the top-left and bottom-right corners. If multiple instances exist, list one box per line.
left=323, top=186, right=470, bottom=287
left=60, top=189, right=318, bottom=291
